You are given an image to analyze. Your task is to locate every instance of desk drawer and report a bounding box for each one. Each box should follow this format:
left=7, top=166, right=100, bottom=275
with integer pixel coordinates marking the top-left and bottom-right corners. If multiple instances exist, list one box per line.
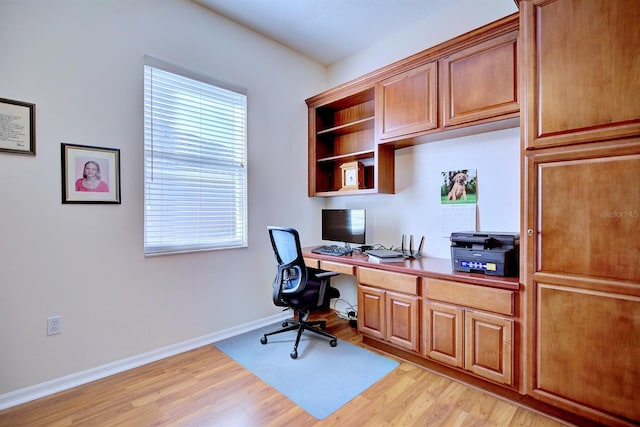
left=424, top=278, right=514, bottom=316
left=320, top=260, right=356, bottom=276
left=304, top=257, right=319, bottom=268
left=359, top=267, right=419, bottom=295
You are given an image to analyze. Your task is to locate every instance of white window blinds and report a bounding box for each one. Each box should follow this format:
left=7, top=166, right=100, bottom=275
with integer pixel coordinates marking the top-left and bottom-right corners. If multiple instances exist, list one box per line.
left=143, top=58, right=247, bottom=255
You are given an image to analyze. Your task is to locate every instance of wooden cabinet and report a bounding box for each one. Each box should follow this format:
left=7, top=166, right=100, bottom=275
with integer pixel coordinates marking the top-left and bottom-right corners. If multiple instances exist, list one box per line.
left=358, top=284, right=386, bottom=340
left=386, top=290, right=420, bottom=351
left=521, top=0, right=640, bottom=149
left=423, top=278, right=514, bottom=386
left=423, top=301, right=464, bottom=367
left=523, top=142, right=640, bottom=425
left=377, top=62, right=438, bottom=139
left=464, top=310, right=513, bottom=385
left=357, top=268, right=419, bottom=352
left=521, top=1, right=640, bottom=424
left=535, top=283, right=640, bottom=424
left=307, top=87, right=394, bottom=196
left=306, top=14, right=519, bottom=197
left=440, top=29, right=519, bottom=128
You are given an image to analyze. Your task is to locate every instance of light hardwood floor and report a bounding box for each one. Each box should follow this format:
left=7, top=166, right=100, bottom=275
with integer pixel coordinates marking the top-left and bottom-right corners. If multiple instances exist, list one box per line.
left=0, top=312, right=571, bottom=427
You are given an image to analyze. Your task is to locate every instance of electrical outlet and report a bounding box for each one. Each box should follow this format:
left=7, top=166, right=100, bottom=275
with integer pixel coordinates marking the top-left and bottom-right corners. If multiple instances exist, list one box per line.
left=47, top=316, right=62, bottom=336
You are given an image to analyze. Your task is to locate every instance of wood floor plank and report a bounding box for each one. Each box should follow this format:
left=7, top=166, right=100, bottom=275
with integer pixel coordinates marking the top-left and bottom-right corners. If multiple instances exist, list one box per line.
left=0, top=312, right=571, bottom=427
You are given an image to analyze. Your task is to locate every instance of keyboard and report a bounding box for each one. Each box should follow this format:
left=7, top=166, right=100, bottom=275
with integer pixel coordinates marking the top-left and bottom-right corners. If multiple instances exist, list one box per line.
left=311, top=245, right=352, bottom=256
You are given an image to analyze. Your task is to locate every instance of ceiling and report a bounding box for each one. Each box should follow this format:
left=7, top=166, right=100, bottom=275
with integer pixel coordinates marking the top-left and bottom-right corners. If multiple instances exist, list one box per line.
left=193, top=0, right=457, bottom=65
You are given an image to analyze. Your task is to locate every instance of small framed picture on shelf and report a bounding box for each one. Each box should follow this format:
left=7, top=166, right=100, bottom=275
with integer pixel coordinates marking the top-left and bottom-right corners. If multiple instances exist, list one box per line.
left=61, top=143, right=121, bottom=204
left=340, top=161, right=364, bottom=191
left=0, top=97, right=36, bottom=155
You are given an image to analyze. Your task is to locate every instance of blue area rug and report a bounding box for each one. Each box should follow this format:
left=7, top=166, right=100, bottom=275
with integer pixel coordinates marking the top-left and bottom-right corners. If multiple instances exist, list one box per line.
left=215, top=323, right=399, bottom=419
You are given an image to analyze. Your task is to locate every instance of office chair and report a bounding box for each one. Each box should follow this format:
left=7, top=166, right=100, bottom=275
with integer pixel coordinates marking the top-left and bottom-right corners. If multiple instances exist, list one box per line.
left=261, top=226, right=340, bottom=359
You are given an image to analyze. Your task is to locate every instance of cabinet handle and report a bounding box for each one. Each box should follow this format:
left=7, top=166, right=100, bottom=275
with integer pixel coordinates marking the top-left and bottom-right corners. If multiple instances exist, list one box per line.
left=527, top=229, right=534, bottom=236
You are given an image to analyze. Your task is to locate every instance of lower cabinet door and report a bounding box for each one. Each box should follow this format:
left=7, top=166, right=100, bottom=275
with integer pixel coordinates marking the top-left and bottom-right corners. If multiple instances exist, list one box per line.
left=534, top=283, right=640, bottom=423
left=423, top=301, right=464, bottom=368
left=464, top=310, right=513, bottom=385
left=358, top=285, right=385, bottom=340
left=386, top=291, right=419, bottom=352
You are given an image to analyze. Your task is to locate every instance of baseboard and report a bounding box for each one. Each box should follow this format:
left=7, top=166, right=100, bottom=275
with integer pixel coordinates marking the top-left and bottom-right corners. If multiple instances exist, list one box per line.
left=0, top=311, right=291, bottom=411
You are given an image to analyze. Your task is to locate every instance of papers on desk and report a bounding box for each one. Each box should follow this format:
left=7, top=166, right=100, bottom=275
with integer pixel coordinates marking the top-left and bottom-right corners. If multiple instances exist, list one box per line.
left=365, top=249, right=405, bottom=263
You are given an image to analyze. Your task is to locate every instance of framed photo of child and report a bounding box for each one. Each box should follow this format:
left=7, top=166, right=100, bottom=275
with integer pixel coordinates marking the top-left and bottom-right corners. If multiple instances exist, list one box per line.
left=61, top=143, right=121, bottom=204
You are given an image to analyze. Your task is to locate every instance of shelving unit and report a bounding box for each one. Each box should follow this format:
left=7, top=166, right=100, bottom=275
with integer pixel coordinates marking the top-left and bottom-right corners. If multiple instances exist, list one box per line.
left=307, top=87, right=394, bottom=196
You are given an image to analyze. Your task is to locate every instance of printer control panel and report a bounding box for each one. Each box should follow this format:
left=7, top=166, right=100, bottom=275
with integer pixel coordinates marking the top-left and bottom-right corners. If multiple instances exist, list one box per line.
left=460, top=260, right=498, bottom=273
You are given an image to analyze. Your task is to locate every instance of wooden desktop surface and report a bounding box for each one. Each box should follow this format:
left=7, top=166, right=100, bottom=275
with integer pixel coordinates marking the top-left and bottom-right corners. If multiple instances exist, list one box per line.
left=303, top=248, right=520, bottom=291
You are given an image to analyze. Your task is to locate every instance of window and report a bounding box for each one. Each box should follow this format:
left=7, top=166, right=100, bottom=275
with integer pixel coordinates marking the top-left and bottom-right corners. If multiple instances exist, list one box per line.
left=143, top=57, right=247, bottom=255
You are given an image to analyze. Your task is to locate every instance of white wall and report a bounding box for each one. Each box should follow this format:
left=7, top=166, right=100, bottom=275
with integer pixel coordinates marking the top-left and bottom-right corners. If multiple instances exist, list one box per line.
left=329, top=0, right=518, bottom=86
left=326, top=128, right=521, bottom=256
left=0, top=0, right=325, bottom=398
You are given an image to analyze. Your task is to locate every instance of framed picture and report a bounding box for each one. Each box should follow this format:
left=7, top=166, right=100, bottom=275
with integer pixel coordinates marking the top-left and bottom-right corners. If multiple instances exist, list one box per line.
left=0, top=97, right=36, bottom=155
left=61, top=143, right=121, bottom=204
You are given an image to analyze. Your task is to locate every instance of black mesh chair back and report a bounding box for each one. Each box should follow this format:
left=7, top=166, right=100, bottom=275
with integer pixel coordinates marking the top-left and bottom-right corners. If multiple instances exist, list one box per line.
left=268, top=227, right=308, bottom=307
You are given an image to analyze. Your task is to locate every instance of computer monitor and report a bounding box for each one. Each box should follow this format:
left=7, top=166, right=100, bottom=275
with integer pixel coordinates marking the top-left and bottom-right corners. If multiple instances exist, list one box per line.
left=321, top=209, right=366, bottom=245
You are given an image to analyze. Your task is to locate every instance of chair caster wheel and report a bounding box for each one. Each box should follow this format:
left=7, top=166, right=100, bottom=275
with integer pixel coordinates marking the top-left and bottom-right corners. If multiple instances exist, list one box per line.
left=282, top=321, right=289, bottom=327
left=290, top=350, right=298, bottom=359
left=260, top=336, right=267, bottom=344
left=330, top=339, right=337, bottom=347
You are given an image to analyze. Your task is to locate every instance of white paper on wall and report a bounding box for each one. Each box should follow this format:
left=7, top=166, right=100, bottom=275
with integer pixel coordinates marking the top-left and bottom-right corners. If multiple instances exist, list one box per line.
left=440, top=204, right=477, bottom=236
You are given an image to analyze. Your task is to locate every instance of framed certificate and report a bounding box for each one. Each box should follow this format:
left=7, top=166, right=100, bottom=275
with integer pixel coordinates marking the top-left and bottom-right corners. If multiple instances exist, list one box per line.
left=0, top=97, right=35, bottom=155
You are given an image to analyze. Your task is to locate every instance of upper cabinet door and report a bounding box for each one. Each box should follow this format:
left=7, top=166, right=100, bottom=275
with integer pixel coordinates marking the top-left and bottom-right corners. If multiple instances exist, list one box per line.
left=377, top=62, right=438, bottom=140
left=440, top=30, right=519, bottom=128
left=521, top=0, right=640, bottom=149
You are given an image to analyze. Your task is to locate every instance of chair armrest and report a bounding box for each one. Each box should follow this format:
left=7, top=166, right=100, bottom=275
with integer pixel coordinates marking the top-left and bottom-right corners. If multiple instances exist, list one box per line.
left=314, top=270, right=340, bottom=279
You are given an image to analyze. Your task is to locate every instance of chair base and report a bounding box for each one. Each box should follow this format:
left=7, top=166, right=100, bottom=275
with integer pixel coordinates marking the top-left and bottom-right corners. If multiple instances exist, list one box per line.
left=260, top=312, right=338, bottom=359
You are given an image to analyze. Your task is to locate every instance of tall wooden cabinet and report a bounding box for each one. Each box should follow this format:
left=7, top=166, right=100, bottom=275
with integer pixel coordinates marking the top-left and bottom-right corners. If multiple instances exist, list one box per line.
left=520, top=1, right=640, bottom=425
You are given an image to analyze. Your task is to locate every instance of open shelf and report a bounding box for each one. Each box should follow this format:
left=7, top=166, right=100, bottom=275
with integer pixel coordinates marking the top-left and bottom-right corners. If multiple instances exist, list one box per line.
left=309, top=86, right=393, bottom=196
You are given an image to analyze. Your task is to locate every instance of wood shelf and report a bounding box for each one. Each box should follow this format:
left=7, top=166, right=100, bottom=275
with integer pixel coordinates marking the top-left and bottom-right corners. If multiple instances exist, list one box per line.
left=308, top=86, right=391, bottom=195
left=316, top=149, right=374, bottom=164
left=316, top=116, right=374, bottom=137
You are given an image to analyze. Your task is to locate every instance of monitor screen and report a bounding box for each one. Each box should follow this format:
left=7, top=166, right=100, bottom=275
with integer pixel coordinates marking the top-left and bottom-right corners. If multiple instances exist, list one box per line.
left=321, top=209, right=366, bottom=244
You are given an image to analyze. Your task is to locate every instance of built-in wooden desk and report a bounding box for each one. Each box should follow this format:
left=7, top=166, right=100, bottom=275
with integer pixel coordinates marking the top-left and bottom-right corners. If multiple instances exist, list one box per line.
left=304, top=247, right=522, bottom=392
left=302, top=248, right=519, bottom=290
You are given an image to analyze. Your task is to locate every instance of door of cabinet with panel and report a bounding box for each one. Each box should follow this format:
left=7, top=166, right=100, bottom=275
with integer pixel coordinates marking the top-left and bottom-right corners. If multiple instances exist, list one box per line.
left=377, top=62, right=438, bottom=140
left=422, top=278, right=515, bottom=386
left=523, top=142, right=640, bottom=424
left=521, top=0, right=640, bottom=150
left=440, top=29, right=519, bottom=128
left=357, top=267, right=420, bottom=353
